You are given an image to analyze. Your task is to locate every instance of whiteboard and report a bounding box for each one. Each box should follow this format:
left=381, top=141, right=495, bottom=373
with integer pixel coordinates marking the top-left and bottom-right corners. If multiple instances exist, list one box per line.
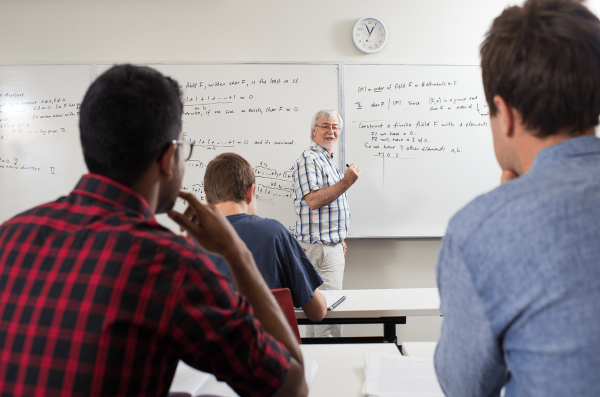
left=1, top=63, right=500, bottom=238
left=0, top=64, right=92, bottom=224
left=96, top=63, right=340, bottom=232
left=343, top=64, right=500, bottom=237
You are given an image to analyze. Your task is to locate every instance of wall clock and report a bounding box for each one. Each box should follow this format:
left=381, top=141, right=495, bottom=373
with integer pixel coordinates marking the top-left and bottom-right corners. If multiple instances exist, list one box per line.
left=353, top=17, right=388, bottom=54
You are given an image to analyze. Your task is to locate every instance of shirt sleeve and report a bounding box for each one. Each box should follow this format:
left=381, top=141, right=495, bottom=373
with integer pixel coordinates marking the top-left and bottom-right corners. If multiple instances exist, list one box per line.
left=171, top=254, right=291, bottom=397
left=435, top=231, right=507, bottom=397
left=277, top=227, right=324, bottom=308
left=294, top=153, right=323, bottom=198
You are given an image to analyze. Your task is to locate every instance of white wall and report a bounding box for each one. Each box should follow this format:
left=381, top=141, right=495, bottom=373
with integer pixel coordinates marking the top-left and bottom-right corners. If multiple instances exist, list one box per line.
left=2, top=0, right=511, bottom=64
left=5, top=0, right=599, bottom=342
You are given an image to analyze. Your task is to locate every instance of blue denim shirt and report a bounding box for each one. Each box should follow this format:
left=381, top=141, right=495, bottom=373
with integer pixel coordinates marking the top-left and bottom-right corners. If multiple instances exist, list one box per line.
left=435, top=135, right=600, bottom=397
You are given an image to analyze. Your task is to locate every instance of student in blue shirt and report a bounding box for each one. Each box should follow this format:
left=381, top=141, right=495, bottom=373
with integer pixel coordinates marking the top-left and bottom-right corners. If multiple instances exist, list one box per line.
left=435, top=1, right=600, bottom=396
left=203, top=152, right=327, bottom=322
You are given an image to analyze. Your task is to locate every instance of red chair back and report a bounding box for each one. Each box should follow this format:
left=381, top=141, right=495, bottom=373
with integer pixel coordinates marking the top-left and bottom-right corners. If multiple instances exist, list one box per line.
left=271, top=288, right=302, bottom=344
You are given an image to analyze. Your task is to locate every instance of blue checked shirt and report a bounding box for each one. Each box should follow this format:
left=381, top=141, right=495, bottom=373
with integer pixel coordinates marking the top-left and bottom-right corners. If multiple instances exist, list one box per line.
left=292, top=142, right=350, bottom=244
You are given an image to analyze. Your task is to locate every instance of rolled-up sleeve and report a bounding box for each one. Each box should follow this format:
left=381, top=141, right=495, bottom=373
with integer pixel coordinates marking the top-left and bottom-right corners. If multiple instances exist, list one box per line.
left=295, top=153, right=322, bottom=198
left=171, top=259, right=291, bottom=397
left=435, top=232, right=507, bottom=397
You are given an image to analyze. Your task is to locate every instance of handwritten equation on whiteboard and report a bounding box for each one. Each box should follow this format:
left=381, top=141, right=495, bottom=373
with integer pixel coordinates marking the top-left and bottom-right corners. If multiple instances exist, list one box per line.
left=0, top=93, right=82, bottom=174
left=351, top=77, right=490, bottom=163
left=103, top=63, right=342, bottom=234
left=0, top=63, right=340, bottom=232
left=181, top=76, right=302, bottom=118
left=343, top=64, right=500, bottom=237
left=0, top=65, right=91, bottom=224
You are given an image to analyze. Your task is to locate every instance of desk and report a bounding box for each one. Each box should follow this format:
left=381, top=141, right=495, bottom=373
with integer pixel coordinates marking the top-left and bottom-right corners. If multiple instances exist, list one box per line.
left=192, top=343, right=401, bottom=397
left=296, top=288, right=440, bottom=344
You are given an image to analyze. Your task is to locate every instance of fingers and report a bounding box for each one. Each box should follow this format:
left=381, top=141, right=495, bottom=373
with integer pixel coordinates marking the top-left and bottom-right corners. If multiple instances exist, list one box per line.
left=178, top=191, right=205, bottom=214
left=167, top=208, right=195, bottom=232
left=348, top=163, right=361, bottom=175
left=500, top=169, right=518, bottom=184
left=176, top=192, right=202, bottom=232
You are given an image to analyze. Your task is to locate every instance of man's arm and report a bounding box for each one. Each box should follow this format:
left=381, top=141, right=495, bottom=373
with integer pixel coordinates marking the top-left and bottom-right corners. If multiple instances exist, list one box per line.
left=301, top=288, right=327, bottom=322
left=169, top=192, right=307, bottom=396
left=435, top=233, right=506, bottom=397
left=304, top=163, right=360, bottom=210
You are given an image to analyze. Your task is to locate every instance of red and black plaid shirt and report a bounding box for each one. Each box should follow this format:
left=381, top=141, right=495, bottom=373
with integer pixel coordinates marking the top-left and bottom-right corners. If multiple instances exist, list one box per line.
left=0, top=174, right=290, bottom=397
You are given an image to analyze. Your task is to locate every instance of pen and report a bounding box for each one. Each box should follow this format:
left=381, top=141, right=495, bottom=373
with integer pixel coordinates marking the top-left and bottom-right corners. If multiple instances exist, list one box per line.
left=330, top=295, right=346, bottom=310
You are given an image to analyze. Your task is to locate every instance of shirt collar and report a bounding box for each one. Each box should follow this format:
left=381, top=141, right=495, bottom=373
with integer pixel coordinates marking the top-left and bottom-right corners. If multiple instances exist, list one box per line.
left=72, top=173, right=155, bottom=219
left=531, top=135, right=600, bottom=170
left=310, top=141, right=334, bottom=158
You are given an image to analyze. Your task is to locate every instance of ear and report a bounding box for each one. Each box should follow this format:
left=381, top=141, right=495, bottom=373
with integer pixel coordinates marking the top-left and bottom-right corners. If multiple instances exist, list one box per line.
left=311, top=128, right=317, bottom=140
left=492, top=95, right=515, bottom=138
left=159, top=143, right=176, bottom=179
left=245, top=184, right=255, bottom=205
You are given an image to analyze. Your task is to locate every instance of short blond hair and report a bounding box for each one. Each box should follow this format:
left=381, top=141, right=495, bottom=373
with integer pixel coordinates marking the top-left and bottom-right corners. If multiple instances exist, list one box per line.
left=204, top=153, right=255, bottom=204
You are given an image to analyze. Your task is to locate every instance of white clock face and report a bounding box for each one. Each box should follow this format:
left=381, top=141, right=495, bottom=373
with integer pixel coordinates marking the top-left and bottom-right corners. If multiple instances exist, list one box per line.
left=353, top=18, right=387, bottom=54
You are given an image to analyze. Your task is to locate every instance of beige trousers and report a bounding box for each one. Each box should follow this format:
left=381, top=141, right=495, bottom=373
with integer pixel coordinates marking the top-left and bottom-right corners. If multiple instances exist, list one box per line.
left=298, top=241, right=345, bottom=337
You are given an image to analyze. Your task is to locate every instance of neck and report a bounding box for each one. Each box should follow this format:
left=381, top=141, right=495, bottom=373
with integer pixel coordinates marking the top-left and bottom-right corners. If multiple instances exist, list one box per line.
left=214, top=201, right=248, bottom=216
left=131, top=164, right=161, bottom=213
left=315, top=142, right=334, bottom=157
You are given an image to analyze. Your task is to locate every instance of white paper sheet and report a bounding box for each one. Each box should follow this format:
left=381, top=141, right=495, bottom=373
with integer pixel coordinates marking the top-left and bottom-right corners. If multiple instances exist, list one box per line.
left=362, top=351, right=444, bottom=397
left=169, top=361, right=211, bottom=396
left=174, top=358, right=318, bottom=397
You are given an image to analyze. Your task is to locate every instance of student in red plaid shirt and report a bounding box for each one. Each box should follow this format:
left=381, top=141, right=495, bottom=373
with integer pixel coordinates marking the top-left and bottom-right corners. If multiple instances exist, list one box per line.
left=0, top=64, right=307, bottom=397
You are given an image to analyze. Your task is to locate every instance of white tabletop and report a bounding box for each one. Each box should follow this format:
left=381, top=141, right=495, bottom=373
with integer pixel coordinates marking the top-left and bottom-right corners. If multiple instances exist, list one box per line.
left=295, top=288, right=441, bottom=320
left=192, top=343, right=401, bottom=397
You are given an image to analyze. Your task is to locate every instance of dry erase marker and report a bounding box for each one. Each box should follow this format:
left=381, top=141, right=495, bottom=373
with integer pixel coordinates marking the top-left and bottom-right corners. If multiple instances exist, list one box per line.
left=346, top=164, right=350, bottom=167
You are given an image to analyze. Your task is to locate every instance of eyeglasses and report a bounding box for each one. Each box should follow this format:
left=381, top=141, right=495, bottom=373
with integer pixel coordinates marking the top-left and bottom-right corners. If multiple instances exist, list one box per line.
left=173, top=139, right=195, bottom=161
left=316, top=125, right=341, bottom=133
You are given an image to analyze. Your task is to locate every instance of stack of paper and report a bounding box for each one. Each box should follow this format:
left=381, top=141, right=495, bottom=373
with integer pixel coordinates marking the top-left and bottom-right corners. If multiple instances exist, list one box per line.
left=362, top=351, right=444, bottom=397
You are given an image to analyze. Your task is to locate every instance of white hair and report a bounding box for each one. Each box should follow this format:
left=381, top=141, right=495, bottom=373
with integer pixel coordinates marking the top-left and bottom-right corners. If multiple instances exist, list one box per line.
left=309, top=109, right=343, bottom=141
